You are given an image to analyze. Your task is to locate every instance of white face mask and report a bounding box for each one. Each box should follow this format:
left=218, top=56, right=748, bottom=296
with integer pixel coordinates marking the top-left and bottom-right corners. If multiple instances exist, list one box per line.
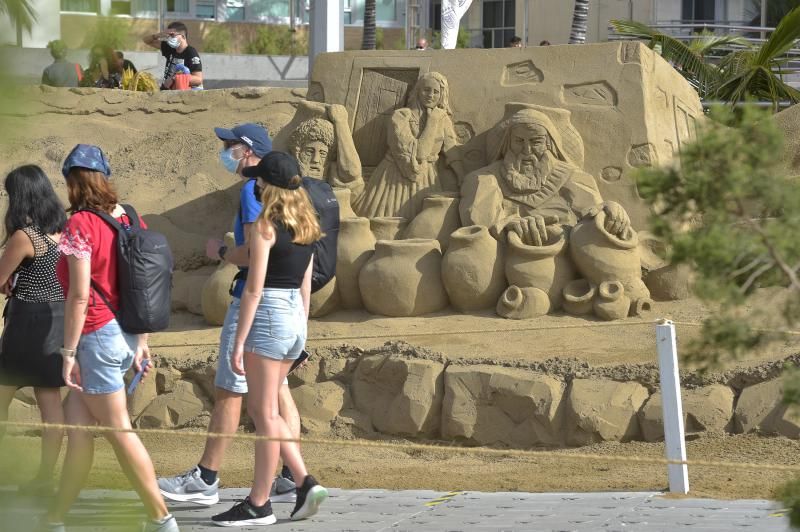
left=167, top=36, right=181, bottom=49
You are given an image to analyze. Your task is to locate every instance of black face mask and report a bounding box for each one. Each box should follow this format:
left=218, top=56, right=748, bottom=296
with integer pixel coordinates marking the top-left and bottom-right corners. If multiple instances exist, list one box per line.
left=253, top=181, right=263, bottom=203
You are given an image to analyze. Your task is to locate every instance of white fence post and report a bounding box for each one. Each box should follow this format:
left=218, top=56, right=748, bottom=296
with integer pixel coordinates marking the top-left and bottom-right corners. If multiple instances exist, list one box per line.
left=655, top=319, right=690, bottom=494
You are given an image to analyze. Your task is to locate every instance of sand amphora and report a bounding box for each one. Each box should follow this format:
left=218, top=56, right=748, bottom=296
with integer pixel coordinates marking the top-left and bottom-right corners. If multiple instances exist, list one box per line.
left=201, top=263, right=237, bottom=325
left=310, top=276, right=340, bottom=318
left=496, top=285, right=551, bottom=319
left=403, top=193, right=460, bottom=251
left=569, top=209, right=650, bottom=303
left=333, top=187, right=357, bottom=219
left=336, top=217, right=375, bottom=309
left=442, top=225, right=506, bottom=311
left=370, top=217, right=408, bottom=241
left=593, top=280, right=631, bottom=321
left=359, top=238, right=448, bottom=317
left=505, top=227, right=576, bottom=310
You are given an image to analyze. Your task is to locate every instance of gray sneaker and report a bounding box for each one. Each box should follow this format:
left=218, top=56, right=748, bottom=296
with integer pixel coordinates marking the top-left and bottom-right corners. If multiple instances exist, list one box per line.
left=142, top=515, right=180, bottom=532
left=158, top=467, right=219, bottom=506
left=270, top=475, right=297, bottom=503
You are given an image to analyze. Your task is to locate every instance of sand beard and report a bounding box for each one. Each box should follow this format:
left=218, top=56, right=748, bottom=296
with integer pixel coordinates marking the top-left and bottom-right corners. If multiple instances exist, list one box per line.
left=502, top=151, right=555, bottom=194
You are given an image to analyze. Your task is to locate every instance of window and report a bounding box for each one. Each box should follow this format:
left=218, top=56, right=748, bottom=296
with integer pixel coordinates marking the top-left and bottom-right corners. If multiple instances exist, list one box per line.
left=60, top=0, right=98, bottom=13
left=430, top=0, right=441, bottom=31
left=681, top=0, right=715, bottom=22
left=167, top=0, right=189, bottom=13
left=377, top=0, right=396, bottom=22
left=482, top=0, right=514, bottom=48
left=344, top=0, right=352, bottom=24
left=225, top=0, right=243, bottom=20
left=111, top=0, right=130, bottom=15
left=196, top=0, right=215, bottom=19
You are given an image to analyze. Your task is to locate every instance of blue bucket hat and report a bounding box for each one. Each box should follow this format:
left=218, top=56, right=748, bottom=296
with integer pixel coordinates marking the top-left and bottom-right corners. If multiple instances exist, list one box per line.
left=214, top=123, right=272, bottom=158
left=62, top=144, right=111, bottom=178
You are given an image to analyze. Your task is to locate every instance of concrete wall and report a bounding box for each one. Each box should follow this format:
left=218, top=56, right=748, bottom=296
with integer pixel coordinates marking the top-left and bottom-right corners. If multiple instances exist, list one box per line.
left=1, top=47, right=309, bottom=87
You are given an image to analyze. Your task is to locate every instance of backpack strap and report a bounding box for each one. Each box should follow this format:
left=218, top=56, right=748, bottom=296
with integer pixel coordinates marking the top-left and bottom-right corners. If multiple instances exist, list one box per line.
left=74, top=208, right=125, bottom=318
left=121, top=204, right=142, bottom=229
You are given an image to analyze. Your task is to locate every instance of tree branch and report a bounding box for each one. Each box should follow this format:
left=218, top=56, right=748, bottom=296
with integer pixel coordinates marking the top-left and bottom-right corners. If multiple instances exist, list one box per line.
left=747, top=220, right=800, bottom=291
left=739, top=259, right=775, bottom=293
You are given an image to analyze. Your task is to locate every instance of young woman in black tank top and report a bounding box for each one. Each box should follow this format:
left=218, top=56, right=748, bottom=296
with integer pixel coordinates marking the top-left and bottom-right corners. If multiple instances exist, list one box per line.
left=212, top=153, right=328, bottom=526
left=0, top=165, right=67, bottom=496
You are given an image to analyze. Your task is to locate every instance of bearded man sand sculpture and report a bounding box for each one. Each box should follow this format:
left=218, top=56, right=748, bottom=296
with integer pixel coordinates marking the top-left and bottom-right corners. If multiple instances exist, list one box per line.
left=460, top=104, right=651, bottom=319
left=354, top=72, right=465, bottom=221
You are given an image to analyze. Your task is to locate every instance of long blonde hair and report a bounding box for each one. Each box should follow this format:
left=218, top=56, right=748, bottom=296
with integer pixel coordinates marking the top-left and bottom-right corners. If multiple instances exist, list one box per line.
left=257, top=177, right=322, bottom=245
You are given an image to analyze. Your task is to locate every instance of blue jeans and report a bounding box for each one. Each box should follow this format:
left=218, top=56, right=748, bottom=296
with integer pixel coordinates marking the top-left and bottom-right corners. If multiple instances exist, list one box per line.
left=77, top=319, right=136, bottom=395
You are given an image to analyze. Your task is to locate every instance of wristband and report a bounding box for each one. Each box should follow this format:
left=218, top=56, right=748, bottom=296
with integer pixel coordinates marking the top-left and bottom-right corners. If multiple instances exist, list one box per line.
left=60, top=347, right=76, bottom=358
left=218, top=245, right=228, bottom=261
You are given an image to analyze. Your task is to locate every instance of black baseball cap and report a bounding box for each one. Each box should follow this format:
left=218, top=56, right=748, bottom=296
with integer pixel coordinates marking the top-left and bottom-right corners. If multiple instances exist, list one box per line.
left=214, top=123, right=272, bottom=157
left=242, top=151, right=302, bottom=190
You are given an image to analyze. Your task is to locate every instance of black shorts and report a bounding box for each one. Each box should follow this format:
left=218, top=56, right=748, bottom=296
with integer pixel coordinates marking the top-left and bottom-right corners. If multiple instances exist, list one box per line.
left=0, top=299, right=65, bottom=388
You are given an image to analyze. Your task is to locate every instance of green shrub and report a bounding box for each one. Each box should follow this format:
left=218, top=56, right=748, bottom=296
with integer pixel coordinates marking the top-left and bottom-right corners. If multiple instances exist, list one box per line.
left=245, top=26, right=307, bottom=56
left=202, top=25, right=232, bottom=54
left=81, top=16, right=132, bottom=50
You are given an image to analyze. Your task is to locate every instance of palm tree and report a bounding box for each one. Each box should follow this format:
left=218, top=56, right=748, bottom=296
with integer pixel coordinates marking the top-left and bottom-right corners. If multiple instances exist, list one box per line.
left=568, top=0, right=590, bottom=44
left=1, top=0, right=37, bottom=47
left=610, top=5, right=800, bottom=110
left=361, top=0, right=377, bottom=50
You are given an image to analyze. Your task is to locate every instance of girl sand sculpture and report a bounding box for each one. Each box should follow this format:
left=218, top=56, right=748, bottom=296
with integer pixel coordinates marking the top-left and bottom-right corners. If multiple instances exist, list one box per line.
left=353, top=72, right=464, bottom=221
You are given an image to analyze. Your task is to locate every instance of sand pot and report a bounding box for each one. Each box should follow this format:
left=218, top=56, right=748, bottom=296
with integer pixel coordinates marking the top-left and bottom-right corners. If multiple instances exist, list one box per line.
left=593, top=280, right=631, bottom=321
left=370, top=217, right=408, bottom=241
left=442, top=225, right=506, bottom=311
left=562, top=279, right=596, bottom=315
left=403, top=194, right=460, bottom=251
left=310, top=277, right=340, bottom=318
left=631, top=297, right=655, bottom=317
left=496, top=285, right=551, bottom=319
left=201, top=263, right=237, bottom=325
left=569, top=209, right=650, bottom=303
left=505, top=228, right=576, bottom=310
left=336, top=217, right=375, bottom=310
left=359, top=238, right=448, bottom=317
left=334, top=187, right=357, bottom=219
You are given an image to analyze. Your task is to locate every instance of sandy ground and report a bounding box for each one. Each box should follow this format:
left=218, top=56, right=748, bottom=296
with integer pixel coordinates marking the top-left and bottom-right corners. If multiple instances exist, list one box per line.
left=1, top=432, right=798, bottom=501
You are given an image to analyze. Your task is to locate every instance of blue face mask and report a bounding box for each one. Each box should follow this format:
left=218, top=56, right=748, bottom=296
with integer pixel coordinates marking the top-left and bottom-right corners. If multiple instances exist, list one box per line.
left=219, top=147, right=242, bottom=174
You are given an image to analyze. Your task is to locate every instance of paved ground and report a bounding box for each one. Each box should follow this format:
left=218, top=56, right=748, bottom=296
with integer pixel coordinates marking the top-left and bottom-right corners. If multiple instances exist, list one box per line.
left=0, top=487, right=791, bottom=531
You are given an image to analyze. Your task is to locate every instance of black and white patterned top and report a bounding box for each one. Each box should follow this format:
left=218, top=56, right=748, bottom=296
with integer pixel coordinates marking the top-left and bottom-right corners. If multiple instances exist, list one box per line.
left=12, top=226, right=65, bottom=303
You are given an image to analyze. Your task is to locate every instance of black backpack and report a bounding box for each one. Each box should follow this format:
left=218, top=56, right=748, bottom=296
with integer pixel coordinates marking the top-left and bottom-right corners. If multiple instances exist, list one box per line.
left=83, top=204, right=173, bottom=334
left=302, top=177, right=340, bottom=293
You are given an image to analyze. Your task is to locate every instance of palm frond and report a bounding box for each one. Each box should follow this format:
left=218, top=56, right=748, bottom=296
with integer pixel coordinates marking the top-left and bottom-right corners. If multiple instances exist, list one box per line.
left=687, top=31, right=751, bottom=56
left=0, top=0, right=37, bottom=33
left=754, top=5, right=800, bottom=66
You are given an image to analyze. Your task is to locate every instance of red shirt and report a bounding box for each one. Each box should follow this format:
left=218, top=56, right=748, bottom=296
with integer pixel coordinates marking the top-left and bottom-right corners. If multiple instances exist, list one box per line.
left=57, top=210, right=146, bottom=334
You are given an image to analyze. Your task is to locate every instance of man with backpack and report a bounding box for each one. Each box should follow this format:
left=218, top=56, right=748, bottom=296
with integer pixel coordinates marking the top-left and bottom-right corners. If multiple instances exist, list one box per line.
left=158, top=124, right=339, bottom=507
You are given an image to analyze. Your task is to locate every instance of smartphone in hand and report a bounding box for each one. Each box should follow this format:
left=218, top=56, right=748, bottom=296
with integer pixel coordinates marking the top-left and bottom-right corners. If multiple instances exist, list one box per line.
left=127, top=359, right=150, bottom=395
left=289, top=350, right=309, bottom=374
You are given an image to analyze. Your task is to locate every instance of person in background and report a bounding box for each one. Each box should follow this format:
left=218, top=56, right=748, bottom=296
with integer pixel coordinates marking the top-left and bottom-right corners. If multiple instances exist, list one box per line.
left=0, top=165, right=67, bottom=497
left=539, top=40, right=551, bottom=46
left=43, top=145, right=179, bottom=532
left=41, top=40, right=81, bottom=87
left=415, top=37, right=429, bottom=50
left=508, top=36, right=524, bottom=48
left=81, top=45, right=122, bottom=88
left=142, top=21, right=203, bottom=90
left=116, top=51, right=137, bottom=74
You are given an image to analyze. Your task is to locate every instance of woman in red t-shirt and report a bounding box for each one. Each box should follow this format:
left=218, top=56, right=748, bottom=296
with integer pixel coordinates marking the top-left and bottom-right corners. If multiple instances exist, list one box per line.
left=45, top=145, right=178, bottom=532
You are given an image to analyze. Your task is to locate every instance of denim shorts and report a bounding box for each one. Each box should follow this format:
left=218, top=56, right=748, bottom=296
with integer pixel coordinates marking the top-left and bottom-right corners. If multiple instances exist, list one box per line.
left=244, top=288, right=306, bottom=361
left=215, top=295, right=296, bottom=394
left=77, top=319, right=136, bottom=395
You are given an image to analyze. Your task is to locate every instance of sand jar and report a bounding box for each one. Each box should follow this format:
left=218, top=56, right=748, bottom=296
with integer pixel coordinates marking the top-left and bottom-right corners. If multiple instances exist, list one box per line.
left=592, top=280, right=630, bottom=321
left=442, top=225, right=506, bottom=311
left=370, top=216, right=408, bottom=241
left=336, top=217, right=375, bottom=310
left=403, top=193, right=460, bottom=251
left=496, top=285, right=551, bottom=319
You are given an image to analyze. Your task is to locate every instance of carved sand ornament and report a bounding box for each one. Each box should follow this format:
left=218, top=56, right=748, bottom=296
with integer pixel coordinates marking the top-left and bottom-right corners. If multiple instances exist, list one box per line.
left=442, top=225, right=506, bottom=311
left=404, top=193, right=461, bottom=251
left=593, top=280, right=630, bottom=321
left=359, top=239, right=448, bottom=317
left=496, top=285, right=551, bottom=319
left=353, top=72, right=465, bottom=220
left=505, top=229, right=576, bottom=311
left=336, top=217, right=376, bottom=310
left=569, top=208, right=651, bottom=305
left=562, top=279, right=596, bottom=316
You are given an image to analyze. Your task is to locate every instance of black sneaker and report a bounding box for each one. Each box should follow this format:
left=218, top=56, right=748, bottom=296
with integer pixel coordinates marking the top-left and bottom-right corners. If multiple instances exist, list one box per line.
left=212, top=497, right=277, bottom=527
left=290, top=475, right=328, bottom=521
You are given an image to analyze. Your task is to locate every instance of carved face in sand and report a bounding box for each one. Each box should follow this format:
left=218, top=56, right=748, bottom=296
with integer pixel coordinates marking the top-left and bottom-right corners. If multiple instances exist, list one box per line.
left=296, top=140, right=329, bottom=179
left=502, top=123, right=555, bottom=193
left=417, top=77, right=442, bottom=109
